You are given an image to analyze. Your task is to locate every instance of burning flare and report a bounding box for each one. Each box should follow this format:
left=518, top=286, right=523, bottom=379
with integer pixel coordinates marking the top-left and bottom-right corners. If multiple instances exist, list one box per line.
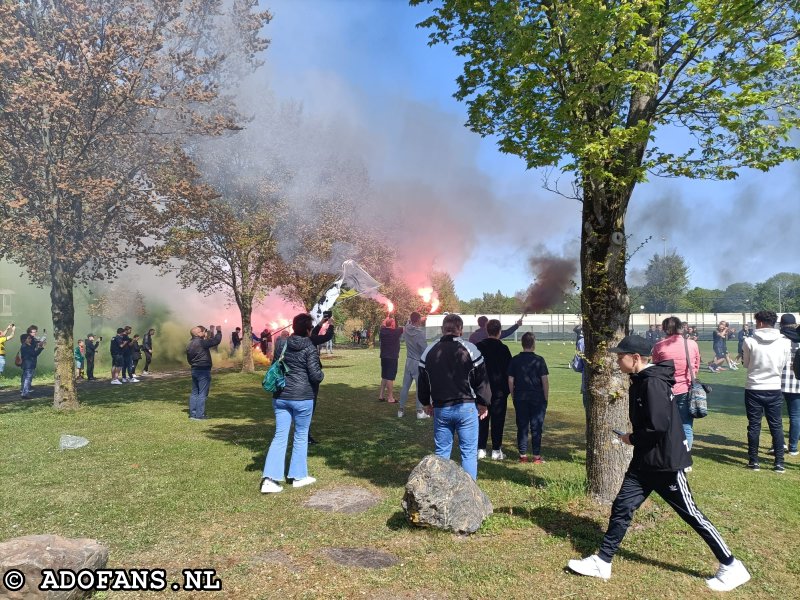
left=417, top=287, right=440, bottom=314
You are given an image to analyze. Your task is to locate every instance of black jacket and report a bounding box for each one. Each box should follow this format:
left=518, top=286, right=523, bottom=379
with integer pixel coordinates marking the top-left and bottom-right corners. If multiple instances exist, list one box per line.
left=310, top=322, right=335, bottom=346
left=273, top=335, right=324, bottom=400
left=476, top=337, right=512, bottom=399
left=20, top=342, right=44, bottom=370
left=84, top=340, right=100, bottom=359
left=418, top=335, right=491, bottom=408
left=186, top=331, right=222, bottom=369
left=131, top=341, right=142, bottom=361
left=628, top=360, right=692, bottom=471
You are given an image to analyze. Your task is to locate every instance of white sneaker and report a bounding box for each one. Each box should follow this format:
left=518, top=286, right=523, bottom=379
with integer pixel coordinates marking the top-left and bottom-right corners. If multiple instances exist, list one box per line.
left=491, top=449, right=505, bottom=460
left=121, top=378, right=129, bottom=382
left=110, top=379, right=122, bottom=385
left=129, top=377, right=140, bottom=383
left=567, top=555, right=612, bottom=580
left=767, top=444, right=788, bottom=455
left=260, top=478, right=283, bottom=494
left=140, top=371, right=150, bottom=376
left=477, top=449, right=487, bottom=459
left=416, top=410, right=430, bottom=419
left=397, top=410, right=404, bottom=418
left=292, top=476, right=316, bottom=488
left=706, top=559, right=750, bottom=592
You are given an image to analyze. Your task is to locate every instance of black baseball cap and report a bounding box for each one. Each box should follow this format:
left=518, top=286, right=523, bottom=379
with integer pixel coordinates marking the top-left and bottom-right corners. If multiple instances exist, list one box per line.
left=608, top=335, right=653, bottom=356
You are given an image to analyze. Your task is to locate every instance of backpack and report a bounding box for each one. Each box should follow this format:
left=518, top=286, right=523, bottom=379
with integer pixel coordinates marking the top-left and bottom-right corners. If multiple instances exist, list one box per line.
left=794, top=347, right=800, bottom=380
left=14, top=351, right=21, bottom=367
left=262, top=342, right=289, bottom=394
left=570, top=352, right=584, bottom=373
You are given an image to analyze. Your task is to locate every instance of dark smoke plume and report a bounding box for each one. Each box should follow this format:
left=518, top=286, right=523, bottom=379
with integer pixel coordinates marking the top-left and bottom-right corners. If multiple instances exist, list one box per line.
left=524, top=253, right=578, bottom=312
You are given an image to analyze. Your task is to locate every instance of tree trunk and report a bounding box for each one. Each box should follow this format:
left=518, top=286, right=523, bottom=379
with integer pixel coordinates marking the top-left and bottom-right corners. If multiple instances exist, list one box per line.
left=581, top=183, right=633, bottom=504
left=240, top=296, right=255, bottom=373
left=50, top=261, right=78, bottom=410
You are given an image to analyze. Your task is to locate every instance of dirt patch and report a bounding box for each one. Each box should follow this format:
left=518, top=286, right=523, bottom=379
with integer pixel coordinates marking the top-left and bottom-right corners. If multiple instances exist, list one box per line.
left=304, top=486, right=381, bottom=514
left=322, top=547, right=399, bottom=569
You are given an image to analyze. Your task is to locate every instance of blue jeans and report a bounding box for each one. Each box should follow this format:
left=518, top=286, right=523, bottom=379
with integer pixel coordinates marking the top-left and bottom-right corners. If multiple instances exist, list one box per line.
left=21, top=367, right=34, bottom=396
left=674, top=392, right=694, bottom=450
left=785, top=392, right=800, bottom=453
left=263, top=399, right=314, bottom=481
left=514, top=392, right=547, bottom=455
left=0, top=355, right=5, bottom=375
left=398, top=361, right=423, bottom=412
left=433, top=402, right=479, bottom=480
left=188, top=368, right=212, bottom=418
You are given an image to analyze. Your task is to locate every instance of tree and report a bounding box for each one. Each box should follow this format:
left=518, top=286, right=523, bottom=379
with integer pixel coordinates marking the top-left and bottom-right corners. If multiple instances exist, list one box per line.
left=414, top=0, right=800, bottom=502
left=713, top=282, right=756, bottom=313
left=429, top=270, right=460, bottom=314
left=753, top=273, right=800, bottom=313
left=641, top=253, right=689, bottom=313
left=158, top=192, right=283, bottom=373
left=0, top=0, right=269, bottom=409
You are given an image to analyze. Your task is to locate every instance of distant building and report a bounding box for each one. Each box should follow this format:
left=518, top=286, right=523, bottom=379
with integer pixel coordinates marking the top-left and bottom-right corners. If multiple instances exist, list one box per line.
left=0, top=289, right=14, bottom=318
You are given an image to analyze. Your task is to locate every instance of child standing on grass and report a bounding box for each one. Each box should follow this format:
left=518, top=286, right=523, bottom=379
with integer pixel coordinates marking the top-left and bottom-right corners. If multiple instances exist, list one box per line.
left=74, top=339, right=86, bottom=379
left=508, top=332, right=549, bottom=464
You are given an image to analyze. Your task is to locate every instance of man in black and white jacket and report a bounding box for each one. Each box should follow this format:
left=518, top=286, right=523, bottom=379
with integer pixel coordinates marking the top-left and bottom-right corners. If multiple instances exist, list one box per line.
left=418, top=313, right=490, bottom=480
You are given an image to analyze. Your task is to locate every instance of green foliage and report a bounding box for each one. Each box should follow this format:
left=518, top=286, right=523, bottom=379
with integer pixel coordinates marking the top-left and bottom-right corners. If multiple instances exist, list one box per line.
left=459, top=289, right=522, bottom=314
left=429, top=270, right=461, bottom=313
left=413, top=0, right=800, bottom=184
left=640, top=252, right=689, bottom=312
left=713, top=282, right=756, bottom=312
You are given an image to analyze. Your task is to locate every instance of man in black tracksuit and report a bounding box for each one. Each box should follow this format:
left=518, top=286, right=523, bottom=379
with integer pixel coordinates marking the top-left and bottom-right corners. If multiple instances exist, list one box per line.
left=568, top=335, right=750, bottom=592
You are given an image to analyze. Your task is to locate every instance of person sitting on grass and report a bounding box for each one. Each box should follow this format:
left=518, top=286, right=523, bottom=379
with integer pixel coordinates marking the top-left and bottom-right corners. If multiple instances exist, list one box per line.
left=260, top=313, right=324, bottom=494
left=508, top=332, right=549, bottom=464
left=567, top=335, right=750, bottom=592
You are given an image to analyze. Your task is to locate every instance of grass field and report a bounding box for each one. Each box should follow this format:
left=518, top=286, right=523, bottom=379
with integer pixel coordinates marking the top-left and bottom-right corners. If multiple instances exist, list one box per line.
left=1, top=340, right=798, bottom=599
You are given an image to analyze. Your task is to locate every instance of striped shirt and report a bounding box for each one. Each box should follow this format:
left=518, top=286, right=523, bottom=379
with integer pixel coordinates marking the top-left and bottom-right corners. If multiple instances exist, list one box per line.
left=781, top=339, right=800, bottom=394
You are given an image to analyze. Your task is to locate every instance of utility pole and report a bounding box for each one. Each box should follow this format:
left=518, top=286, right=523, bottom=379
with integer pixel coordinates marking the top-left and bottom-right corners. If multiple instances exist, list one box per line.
left=661, top=236, right=666, bottom=258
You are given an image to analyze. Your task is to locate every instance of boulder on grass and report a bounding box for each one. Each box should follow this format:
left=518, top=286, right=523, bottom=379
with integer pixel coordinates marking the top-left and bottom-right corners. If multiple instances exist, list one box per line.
left=0, top=534, right=108, bottom=599
left=402, top=454, right=492, bottom=534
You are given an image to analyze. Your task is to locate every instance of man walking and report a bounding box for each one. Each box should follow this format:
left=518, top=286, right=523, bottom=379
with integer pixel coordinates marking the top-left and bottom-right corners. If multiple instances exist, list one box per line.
left=567, top=336, right=750, bottom=592
left=186, top=324, right=222, bottom=420
left=418, top=313, right=491, bottom=480
left=742, top=310, right=791, bottom=472
left=778, top=314, right=800, bottom=457
left=398, top=312, right=428, bottom=419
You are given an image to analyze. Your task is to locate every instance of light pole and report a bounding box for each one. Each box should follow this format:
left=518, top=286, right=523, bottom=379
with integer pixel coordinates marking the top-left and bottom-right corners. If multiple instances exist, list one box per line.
left=661, top=236, right=666, bottom=258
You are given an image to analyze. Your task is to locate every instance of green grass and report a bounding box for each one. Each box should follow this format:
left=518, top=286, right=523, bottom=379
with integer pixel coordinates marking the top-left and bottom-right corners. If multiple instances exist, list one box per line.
left=1, top=340, right=798, bottom=599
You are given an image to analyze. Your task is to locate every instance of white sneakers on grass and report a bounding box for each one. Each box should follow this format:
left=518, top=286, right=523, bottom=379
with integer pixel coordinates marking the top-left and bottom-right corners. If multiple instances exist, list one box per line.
left=491, top=449, right=505, bottom=460
left=477, top=449, right=487, bottom=459
left=416, top=410, right=430, bottom=420
left=566, top=554, right=749, bottom=592
left=706, top=559, right=750, bottom=592
left=567, top=555, right=611, bottom=580
left=292, top=476, right=316, bottom=488
left=260, top=478, right=283, bottom=494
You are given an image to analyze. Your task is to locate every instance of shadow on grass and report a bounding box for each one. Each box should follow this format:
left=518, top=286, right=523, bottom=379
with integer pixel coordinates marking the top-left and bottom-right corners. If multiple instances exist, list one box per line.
left=503, top=506, right=705, bottom=578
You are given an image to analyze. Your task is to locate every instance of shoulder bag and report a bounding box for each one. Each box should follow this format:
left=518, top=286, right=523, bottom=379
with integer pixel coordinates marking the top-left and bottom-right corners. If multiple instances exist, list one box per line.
left=683, top=336, right=708, bottom=418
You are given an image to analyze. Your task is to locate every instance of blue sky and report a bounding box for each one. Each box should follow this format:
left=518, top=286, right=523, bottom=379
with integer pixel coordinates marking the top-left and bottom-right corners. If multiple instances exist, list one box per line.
left=259, top=0, right=800, bottom=300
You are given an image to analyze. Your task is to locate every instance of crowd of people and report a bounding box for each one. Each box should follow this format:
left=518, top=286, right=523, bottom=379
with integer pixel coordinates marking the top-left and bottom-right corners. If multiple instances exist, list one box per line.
left=250, top=307, right=797, bottom=593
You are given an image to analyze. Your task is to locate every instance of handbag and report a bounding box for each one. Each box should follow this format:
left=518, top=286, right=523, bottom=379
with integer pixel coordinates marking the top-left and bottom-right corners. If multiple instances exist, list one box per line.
left=262, top=341, right=289, bottom=394
left=14, top=351, right=21, bottom=367
left=570, top=352, right=584, bottom=372
left=683, top=336, right=708, bottom=418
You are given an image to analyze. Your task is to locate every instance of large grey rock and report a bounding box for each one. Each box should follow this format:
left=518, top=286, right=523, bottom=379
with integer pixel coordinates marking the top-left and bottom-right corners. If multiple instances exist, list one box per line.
left=402, top=454, right=492, bottom=534
left=0, top=534, right=109, bottom=599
